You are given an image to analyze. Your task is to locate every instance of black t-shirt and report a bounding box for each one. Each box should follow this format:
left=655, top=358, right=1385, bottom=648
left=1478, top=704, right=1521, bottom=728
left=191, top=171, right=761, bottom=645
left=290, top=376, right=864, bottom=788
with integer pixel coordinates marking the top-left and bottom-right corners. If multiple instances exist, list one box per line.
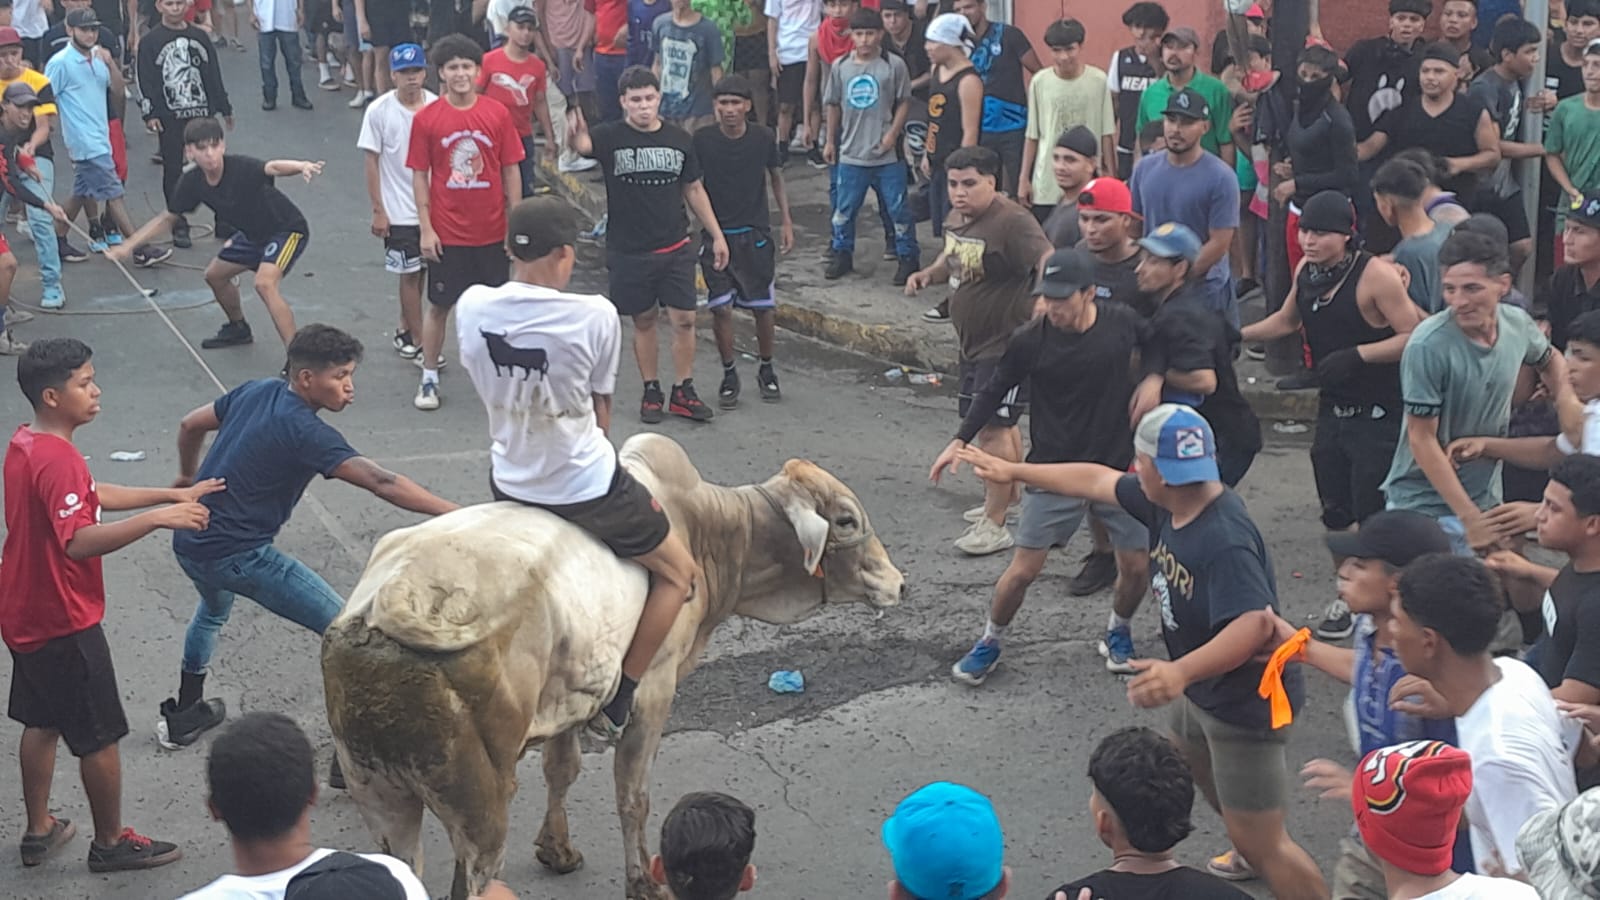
left=1344, top=36, right=1420, bottom=140
left=971, top=20, right=1031, bottom=133
left=886, top=21, right=929, bottom=100
left=1085, top=245, right=1155, bottom=318
left=1539, top=264, right=1600, bottom=350
left=1042, top=199, right=1079, bottom=248
left=588, top=119, right=701, bottom=254
left=1536, top=566, right=1600, bottom=691
left=1284, top=99, right=1359, bottom=207
left=1113, top=474, right=1304, bottom=730
left=1376, top=93, right=1490, bottom=197
left=1149, top=286, right=1262, bottom=456
left=1548, top=33, right=1585, bottom=103
left=1054, top=867, right=1253, bottom=900
left=955, top=303, right=1148, bottom=467
left=170, top=154, right=309, bottom=241
left=692, top=122, right=777, bottom=231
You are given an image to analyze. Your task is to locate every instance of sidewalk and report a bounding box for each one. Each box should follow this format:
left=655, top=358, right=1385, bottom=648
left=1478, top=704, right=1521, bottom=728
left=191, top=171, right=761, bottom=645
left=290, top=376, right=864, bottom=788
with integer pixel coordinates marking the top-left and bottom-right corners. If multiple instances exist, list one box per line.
left=539, top=154, right=1319, bottom=423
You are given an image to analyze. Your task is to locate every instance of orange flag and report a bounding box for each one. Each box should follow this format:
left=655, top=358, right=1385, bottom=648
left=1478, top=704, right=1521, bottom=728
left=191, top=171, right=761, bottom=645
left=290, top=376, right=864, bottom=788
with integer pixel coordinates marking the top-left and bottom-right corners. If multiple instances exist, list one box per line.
left=1257, top=627, right=1311, bottom=729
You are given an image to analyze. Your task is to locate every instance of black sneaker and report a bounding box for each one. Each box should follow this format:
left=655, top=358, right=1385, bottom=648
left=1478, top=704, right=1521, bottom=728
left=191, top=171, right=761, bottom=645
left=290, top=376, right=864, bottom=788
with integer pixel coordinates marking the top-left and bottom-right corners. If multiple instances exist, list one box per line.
left=291, top=96, right=314, bottom=110
left=825, top=250, right=853, bottom=280
left=57, top=237, right=87, bottom=263
left=758, top=364, right=780, bottom=402
left=777, top=143, right=791, bottom=166
left=87, top=220, right=106, bottom=252
left=806, top=146, right=827, bottom=169
left=262, top=98, right=277, bottom=111
left=669, top=381, right=714, bottom=421
left=718, top=367, right=740, bottom=409
left=157, top=697, right=226, bottom=749
left=20, top=816, right=76, bottom=866
left=892, top=257, right=919, bottom=287
left=86, top=828, right=182, bottom=872
left=133, top=245, right=173, bottom=267
left=1069, top=551, right=1117, bottom=596
left=1314, top=600, right=1355, bottom=640
left=171, top=216, right=192, bottom=250
left=921, top=306, right=950, bottom=324
left=640, top=383, right=665, bottom=424
left=200, top=320, right=253, bottom=349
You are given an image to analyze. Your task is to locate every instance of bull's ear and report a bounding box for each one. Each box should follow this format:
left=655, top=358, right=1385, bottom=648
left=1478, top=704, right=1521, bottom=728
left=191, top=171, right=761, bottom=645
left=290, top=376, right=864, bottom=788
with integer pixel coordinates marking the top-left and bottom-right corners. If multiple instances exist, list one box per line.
left=781, top=492, right=830, bottom=576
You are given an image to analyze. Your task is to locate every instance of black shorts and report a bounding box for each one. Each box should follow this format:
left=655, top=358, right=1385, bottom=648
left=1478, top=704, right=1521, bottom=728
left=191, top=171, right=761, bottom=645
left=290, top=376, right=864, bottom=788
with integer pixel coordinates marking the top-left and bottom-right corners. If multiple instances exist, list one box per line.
left=429, top=242, right=508, bottom=307
left=777, top=61, right=806, bottom=108
left=957, top=358, right=1028, bottom=428
left=702, top=228, right=776, bottom=310
left=306, top=0, right=338, bottom=35
left=1311, top=402, right=1401, bottom=530
left=366, top=1, right=413, bottom=46
left=218, top=230, right=309, bottom=274
left=384, top=224, right=424, bottom=274
left=607, top=241, right=697, bottom=317
left=732, top=32, right=768, bottom=74
left=491, top=465, right=671, bottom=558
left=8, top=625, right=129, bottom=758
left=1483, top=189, right=1533, bottom=244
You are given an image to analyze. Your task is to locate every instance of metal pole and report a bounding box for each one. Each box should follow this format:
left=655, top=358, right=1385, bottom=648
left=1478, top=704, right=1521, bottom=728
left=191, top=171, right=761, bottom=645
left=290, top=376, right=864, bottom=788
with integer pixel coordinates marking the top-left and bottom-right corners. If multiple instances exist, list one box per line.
left=1521, top=0, right=1551, bottom=295
left=1263, top=0, right=1310, bottom=375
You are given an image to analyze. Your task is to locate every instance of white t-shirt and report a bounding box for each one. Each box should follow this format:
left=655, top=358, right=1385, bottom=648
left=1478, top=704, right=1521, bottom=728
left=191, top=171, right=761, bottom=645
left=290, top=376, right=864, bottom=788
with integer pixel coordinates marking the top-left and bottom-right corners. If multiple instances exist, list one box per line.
left=1414, top=873, right=1540, bottom=899
left=764, top=0, right=821, bottom=66
left=1456, top=658, right=1580, bottom=876
left=176, top=848, right=428, bottom=900
left=1555, top=398, right=1600, bottom=456
left=456, top=281, right=621, bottom=505
left=12, top=0, right=46, bottom=38
left=251, top=0, right=299, bottom=33
left=357, top=89, right=438, bottom=227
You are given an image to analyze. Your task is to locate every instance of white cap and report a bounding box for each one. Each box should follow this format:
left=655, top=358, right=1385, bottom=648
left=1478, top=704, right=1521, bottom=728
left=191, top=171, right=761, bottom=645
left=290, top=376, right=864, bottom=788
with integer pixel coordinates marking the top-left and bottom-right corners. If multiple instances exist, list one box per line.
left=925, top=13, right=973, bottom=53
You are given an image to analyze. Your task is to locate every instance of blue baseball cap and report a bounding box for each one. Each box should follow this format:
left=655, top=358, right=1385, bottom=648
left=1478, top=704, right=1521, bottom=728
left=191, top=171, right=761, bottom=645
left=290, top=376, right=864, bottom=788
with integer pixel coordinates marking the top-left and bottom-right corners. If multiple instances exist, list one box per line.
left=1137, top=222, right=1203, bottom=264
left=390, top=43, right=426, bottom=72
left=1134, top=404, right=1219, bottom=485
left=882, top=782, right=1004, bottom=900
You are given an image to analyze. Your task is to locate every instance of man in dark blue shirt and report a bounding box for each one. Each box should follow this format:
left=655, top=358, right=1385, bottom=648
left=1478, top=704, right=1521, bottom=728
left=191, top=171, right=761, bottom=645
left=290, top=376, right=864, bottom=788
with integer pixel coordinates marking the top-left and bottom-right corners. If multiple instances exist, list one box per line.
left=159, top=325, right=458, bottom=752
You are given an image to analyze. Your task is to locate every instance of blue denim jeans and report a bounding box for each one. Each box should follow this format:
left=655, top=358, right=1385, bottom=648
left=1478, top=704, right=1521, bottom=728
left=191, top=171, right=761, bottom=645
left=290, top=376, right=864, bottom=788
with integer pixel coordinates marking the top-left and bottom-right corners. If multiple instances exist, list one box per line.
left=258, top=30, right=308, bottom=103
left=594, top=51, right=627, bottom=122
left=827, top=162, right=897, bottom=249
left=176, top=544, right=344, bottom=675
left=0, top=156, right=60, bottom=294
left=831, top=162, right=917, bottom=261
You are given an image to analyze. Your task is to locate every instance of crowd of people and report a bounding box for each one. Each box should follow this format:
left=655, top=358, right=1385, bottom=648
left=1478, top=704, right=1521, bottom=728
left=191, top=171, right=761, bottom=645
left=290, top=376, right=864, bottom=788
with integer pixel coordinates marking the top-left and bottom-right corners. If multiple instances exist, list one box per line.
left=13, top=0, right=1600, bottom=898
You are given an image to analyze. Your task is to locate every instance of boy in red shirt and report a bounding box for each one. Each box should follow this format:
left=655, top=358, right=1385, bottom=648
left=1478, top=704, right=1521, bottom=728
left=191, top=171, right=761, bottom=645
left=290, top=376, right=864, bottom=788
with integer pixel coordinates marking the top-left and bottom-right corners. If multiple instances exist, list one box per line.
left=407, top=33, right=523, bottom=412
left=2, top=338, right=221, bottom=872
left=478, top=5, right=557, bottom=198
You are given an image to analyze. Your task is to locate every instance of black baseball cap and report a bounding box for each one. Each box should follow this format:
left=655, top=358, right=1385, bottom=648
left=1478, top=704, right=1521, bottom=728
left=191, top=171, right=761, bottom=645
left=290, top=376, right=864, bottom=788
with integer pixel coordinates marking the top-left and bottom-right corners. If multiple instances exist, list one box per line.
left=1390, top=0, right=1433, bottom=16
left=1572, top=192, right=1600, bottom=230
left=65, top=8, right=100, bottom=28
left=507, top=197, right=581, bottom=261
left=1325, top=510, right=1452, bottom=568
left=1162, top=87, right=1209, bottom=120
left=508, top=5, right=539, bottom=25
left=283, top=853, right=407, bottom=900
left=1037, top=248, right=1096, bottom=299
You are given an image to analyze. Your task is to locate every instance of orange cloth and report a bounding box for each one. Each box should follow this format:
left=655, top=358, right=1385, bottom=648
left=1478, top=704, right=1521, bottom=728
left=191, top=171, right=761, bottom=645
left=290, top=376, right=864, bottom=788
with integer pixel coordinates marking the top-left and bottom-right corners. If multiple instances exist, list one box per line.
left=1257, top=627, right=1310, bottom=729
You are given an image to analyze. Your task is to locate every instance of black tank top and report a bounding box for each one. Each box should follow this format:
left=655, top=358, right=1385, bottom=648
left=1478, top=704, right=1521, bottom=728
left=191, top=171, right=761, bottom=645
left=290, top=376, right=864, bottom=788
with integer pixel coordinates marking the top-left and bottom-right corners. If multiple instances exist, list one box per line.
left=1114, top=47, right=1158, bottom=154
left=1293, top=252, right=1401, bottom=409
left=927, top=66, right=980, bottom=167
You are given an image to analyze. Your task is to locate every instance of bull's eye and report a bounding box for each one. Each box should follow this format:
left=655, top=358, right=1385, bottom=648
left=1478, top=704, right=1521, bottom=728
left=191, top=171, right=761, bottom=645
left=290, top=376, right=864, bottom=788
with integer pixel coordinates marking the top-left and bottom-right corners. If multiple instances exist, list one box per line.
left=835, top=515, right=857, bottom=529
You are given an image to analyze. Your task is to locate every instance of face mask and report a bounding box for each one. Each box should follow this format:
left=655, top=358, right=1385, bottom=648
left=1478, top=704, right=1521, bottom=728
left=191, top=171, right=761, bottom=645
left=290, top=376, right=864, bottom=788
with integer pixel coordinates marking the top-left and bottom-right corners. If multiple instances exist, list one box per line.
left=1297, top=74, right=1333, bottom=106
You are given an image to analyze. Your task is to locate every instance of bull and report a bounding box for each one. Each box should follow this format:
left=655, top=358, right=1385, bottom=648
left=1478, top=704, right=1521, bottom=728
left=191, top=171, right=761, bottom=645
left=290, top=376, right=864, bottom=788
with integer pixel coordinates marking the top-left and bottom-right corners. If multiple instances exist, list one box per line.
left=321, top=433, right=904, bottom=900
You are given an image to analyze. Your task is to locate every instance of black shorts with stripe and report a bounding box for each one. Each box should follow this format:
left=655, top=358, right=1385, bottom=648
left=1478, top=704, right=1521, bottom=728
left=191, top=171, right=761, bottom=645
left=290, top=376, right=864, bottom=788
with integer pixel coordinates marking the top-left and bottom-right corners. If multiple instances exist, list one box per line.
left=217, top=230, right=309, bottom=274
left=957, top=357, right=1028, bottom=428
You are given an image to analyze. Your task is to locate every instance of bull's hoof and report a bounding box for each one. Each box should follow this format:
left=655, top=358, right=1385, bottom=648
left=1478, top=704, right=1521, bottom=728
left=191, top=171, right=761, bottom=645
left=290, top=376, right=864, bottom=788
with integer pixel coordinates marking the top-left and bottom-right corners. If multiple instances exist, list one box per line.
left=534, top=839, right=584, bottom=875
left=626, top=873, right=667, bottom=900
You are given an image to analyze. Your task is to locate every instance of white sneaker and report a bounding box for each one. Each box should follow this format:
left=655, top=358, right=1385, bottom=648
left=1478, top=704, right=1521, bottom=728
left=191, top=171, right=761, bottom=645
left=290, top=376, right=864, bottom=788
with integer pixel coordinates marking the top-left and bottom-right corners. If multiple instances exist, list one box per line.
left=558, top=156, right=598, bottom=173
left=413, top=381, right=440, bottom=410
left=347, top=90, right=369, bottom=108
left=954, top=519, right=1014, bottom=556
left=0, top=328, right=29, bottom=355
left=962, top=504, right=1017, bottom=524
left=4, top=306, right=33, bottom=326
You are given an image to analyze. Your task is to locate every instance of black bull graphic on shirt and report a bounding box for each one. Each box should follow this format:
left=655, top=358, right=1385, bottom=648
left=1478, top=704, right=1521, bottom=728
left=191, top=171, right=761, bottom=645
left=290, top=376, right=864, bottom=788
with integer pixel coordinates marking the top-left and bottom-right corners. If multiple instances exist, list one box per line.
left=480, top=330, right=550, bottom=381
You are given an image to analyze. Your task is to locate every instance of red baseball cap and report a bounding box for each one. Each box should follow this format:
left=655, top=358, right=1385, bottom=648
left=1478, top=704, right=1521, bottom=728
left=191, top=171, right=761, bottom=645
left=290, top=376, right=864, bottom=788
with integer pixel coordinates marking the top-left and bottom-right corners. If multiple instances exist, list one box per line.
left=0, top=27, right=21, bottom=48
left=1077, top=178, right=1139, bottom=219
left=1352, top=741, right=1473, bottom=877
left=1246, top=3, right=1267, bottom=18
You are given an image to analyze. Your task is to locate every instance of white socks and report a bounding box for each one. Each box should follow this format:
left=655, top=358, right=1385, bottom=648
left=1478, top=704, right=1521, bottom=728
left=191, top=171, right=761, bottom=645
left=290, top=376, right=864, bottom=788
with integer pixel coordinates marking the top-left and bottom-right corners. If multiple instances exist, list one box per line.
left=1108, top=612, right=1131, bottom=633
left=982, top=619, right=1006, bottom=642
left=421, top=368, right=439, bottom=386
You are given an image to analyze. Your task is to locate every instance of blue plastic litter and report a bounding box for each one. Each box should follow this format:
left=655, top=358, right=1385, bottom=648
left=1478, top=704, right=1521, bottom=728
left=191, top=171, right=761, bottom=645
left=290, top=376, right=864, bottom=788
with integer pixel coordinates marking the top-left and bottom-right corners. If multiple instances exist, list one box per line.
left=767, top=670, right=805, bottom=694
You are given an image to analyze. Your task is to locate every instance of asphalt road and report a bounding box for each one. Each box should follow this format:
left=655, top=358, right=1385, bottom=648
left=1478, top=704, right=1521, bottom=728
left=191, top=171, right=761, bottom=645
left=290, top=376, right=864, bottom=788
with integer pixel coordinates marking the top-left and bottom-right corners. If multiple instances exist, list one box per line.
left=1, top=48, right=1356, bottom=900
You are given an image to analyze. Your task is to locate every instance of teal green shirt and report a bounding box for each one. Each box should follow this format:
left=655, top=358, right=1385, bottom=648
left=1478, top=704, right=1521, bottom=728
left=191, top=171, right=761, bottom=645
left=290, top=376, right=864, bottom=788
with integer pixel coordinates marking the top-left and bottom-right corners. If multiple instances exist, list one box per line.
left=1546, top=95, right=1600, bottom=227
left=1134, top=72, right=1234, bottom=159
left=1382, top=305, right=1553, bottom=517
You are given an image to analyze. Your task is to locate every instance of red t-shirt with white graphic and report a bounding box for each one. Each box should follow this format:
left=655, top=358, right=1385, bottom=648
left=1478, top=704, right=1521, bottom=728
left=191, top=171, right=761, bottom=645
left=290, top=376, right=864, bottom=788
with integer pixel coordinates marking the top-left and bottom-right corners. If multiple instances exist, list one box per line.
left=406, top=95, right=526, bottom=247
left=0, top=426, right=105, bottom=653
left=478, top=48, right=548, bottom=139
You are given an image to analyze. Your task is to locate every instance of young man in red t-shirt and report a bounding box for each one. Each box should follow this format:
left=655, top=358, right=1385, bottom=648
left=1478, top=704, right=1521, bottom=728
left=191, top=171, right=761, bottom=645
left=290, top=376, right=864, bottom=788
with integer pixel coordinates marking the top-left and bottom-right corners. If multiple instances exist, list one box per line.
left=2, top=338, right=221, bottom=872
left=589, top=0, right=629, bottom=122
left=407, top=33, right=523, bottom=412
left=478, top=5, right=557, bottom=198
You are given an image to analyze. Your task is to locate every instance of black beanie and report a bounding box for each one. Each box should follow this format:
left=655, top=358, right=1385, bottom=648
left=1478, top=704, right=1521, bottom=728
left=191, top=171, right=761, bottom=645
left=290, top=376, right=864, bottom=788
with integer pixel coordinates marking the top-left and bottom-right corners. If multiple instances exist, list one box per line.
left=1390, top=0, right=1433, bottom=16
left=1299, top=190, right=1356, bottom=235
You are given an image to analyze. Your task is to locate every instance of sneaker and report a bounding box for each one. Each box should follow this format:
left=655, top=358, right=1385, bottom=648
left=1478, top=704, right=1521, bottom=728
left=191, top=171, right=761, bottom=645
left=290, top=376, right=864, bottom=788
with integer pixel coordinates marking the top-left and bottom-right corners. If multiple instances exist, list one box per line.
left=1070, top=551, right=1117, bottom=597
left=86, top=828, right=182, bottom=872
left=413, top=381, right=440, bottom=411
left=640, top=384, right=665, bottom=423
left=133, top=245, right=173, bottom=267
left=171, top=216, right=191, bottom=249
left=806, top=146, right=827, bottom=169
left=718, top=367, right=740, bottom=409
left=1243, top=344, right=1266, bottom=361
left=319, top=69, right=338, bottom=90
left=156, top=697, right=226, bottom=749
left=1098, top=625, right=1137, bottom=675
left=39, top=286, right=63, bottom=310
left=961, top=504, right=1016, bottom=524
left=777, top=142, right=791, bottom=166
left=200, top=319, right=253, bottom=349
left=1277, top=370, right=1318, bottom=391
left=347, top=91, right=367, bottom=109
left=5, top=305, right=34, bottom=326
left=758, top=364, right=780, bottom=402
left=392, top=330, right=420, bottom=358
left=579, top=214, right=607, bottom=243
left=558, top=156, right=599, bottom=173
left=1207, top=849, right=1258, bottom=882
left=1314, top=599, right=1354, bottom=640
left=292, top=96, right=314, bottom=110
left=825, top=251, right=853, bottom=279
left=950, top=637, right=1001, bottom=686
left=261, top=98, right=277, bottom=111
left=19, top=816, right=76, bottom=866
left=57, top=237, right=87, bottom=263
left=892, top=257, right=919, bottom=287
left=87, top=222, right=107, bottom=253
left=881, top=248, right=897, bottom=262
left=921, top=306, right=950, bottom=324
left=669, top=382, right=714, bottom=421
left=954, top=518, right=1013, bottom=556
left=342, top=66, right=358, bottom=87
left=103, top=228, right=123, bottom=247
left=0, top=328, right=29, bottom=355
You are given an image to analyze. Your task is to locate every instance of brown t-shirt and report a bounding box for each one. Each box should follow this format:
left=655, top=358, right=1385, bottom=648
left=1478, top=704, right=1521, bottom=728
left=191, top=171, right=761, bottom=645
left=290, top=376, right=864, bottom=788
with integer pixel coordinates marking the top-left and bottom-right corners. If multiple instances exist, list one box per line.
left=942, top=195, right=1054, bottom=362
